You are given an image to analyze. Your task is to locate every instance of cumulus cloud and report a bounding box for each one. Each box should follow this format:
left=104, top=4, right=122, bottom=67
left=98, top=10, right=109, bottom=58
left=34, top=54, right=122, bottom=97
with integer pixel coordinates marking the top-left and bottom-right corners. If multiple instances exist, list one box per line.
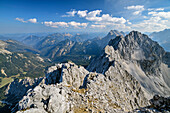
left=125, top=5, right=144, bottom=15
left=68, top=21, right=88, bottom=28
left=61, top=9, right=127, bottom=25
left=62, top=9, right=77, bottom=17
left=131, top=16, right=169, bottom=32
left=43, top=21, right=88, bottom=28
left=43, top=21, right=69, bottom=28
left=85, top=10, right=127, bottom=24
left=85, top=10, right=102, bottom=21
left=148, top=11, right=170, bottom=19
left=77, top=10, right=88, bottom=17
left=16, top=17, right=37, bottom=23
left=28, top=18, right=37, bottom=23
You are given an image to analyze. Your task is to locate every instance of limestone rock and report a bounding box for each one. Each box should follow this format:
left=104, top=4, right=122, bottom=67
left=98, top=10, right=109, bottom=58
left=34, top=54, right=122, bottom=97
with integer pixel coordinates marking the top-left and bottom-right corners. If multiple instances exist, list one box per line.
left=5, top=77, right=43, bottom=105
left=87, top=31, right=170, bottom=98
left=130, top=95, right=170, bottom=113
left=15, top=62, right=148, bottom=113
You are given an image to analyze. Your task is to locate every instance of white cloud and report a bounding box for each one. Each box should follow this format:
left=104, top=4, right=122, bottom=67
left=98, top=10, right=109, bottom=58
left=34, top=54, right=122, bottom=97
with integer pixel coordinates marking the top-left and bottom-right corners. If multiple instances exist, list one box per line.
left=77, top=10, right=88, bottom=17
left=101, top=14, right=126, bottom=23
left=133, top=11, right=141, bottom=15
left=143, top=16, right=148, bottom=19
left=15, top=17, right=27, bottom=23
left=16, top=17, right=37, bottom=23
left=127, top=20, right=132, bottom=25
left=85, top=10, right=102, bottom=21
left=43, top=21, right=69, bottom=28
left=68, top=21, right=88, bottom=28
left=148, top=11, right=170, bottom=19
left=126, top=5, right=144, bottom=10
left=125, top=5, right=144, bottom=15
left=62, top=9, right=77, bottom=17
left=28, top=18, right=37, bottom=23
left=43, top=21, right=88, bottom=28
left=131, top=16, right=170, bottom=32
left=91, top=24, right=106, bottom=28
left=148, top=8, right=164, bottom=11
left=85, top=10, right=127, bottom=24
left=87, top=10, right=102, bottom=17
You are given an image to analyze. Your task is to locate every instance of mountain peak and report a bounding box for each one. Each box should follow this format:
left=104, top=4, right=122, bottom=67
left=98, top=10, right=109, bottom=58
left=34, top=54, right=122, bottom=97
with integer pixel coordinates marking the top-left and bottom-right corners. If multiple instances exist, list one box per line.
left=128, top=30, right=142, bottom=36
left=107, top=30, right=120, bottom=36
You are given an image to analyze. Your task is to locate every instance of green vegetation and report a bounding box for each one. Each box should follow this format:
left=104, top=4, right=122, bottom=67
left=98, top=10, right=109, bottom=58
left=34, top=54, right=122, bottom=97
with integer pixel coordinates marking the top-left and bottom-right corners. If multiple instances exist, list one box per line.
left=0, top=84, right=11, bottom=113
left=0, top=52, right=51, bottom=78
left=0, top=77, right=13, bottom=88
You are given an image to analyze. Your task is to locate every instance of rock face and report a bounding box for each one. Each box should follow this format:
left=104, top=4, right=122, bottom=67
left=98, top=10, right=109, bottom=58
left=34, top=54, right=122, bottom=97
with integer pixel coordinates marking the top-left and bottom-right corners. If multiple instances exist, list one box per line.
left=88, top=31, right=170, bottom=98
left=5, top=77, right=43, bottom=105
left=131, top=95, right=170, bottom=113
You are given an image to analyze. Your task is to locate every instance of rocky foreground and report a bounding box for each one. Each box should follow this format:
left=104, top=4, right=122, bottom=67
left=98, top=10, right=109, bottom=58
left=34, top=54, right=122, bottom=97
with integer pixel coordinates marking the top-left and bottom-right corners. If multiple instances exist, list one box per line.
left=3, top=31, right=170, bottom=113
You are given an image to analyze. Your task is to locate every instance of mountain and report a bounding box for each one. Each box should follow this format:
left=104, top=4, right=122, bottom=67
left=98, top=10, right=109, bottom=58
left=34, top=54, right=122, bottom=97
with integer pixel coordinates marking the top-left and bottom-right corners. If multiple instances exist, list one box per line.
left=40, top=30, right=125, bottom=66
left=22, top=35, right=44, bottom=47
left=88, top=31, right=170, bottom=98
left=150, top=29, right=170, bottom=52
left=0, top=40, right=51, bottom=78
left=93, top=30, right=126, bottom=49
left=0, top=35, right=8, bottom=41
left=1, top=40, right=39, bottom=54
left=34, top=33, right=73, bottom=50
left=41, top=39, right=101, bottom=66
left=20, top=30, right=123, bottom=66
left=1, top=31, right=170, bottom=113
left=70, top=33, right=94, bottom=42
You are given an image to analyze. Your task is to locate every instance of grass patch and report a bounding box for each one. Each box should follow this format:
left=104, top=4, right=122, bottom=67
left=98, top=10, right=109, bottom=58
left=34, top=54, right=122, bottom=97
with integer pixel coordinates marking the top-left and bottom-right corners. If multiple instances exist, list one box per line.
left=0, top=77, right=13, bottom=88
left=22, top=72, right=27, bottom=75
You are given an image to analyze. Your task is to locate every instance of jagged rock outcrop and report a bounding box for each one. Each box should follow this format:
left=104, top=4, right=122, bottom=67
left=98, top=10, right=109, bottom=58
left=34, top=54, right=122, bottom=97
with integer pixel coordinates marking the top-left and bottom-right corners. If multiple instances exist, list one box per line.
left=87, top=31, right=170, bottom=98
left=13, top=62, right=148, bottom=113
left=131, top=95, right=170, bottom=113
left=5, top=77, right=44, bottom=105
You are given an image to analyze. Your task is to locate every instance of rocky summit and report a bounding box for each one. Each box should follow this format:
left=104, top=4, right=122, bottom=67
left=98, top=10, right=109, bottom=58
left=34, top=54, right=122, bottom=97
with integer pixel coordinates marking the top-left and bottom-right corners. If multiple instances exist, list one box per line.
left=3, top=31, right=170, bottom=113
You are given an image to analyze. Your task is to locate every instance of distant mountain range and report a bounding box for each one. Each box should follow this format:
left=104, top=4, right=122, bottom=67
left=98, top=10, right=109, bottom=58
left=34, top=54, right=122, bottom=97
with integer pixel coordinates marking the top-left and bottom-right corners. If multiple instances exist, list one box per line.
left=150, top=29, right=170, bottom=52
left=19, top=30, right=125, bottom=66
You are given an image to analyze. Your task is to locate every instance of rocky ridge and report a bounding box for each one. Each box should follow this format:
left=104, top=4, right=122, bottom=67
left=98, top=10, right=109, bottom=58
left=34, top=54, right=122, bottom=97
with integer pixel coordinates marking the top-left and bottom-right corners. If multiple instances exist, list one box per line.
left=12, top=62, right=148, bottom=113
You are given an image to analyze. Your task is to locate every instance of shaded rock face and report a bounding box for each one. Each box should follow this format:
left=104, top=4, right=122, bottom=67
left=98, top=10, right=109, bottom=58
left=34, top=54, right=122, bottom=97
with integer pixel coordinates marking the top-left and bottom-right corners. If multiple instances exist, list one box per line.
left=14, top=62, right=148, bottom=113
left=45, top=62, right=89, bottom=88
left=131, top=95, right=170, bottom=113
left=5, top=77, right=43, bottom=105
left=87, top=31, right=170, bottom=98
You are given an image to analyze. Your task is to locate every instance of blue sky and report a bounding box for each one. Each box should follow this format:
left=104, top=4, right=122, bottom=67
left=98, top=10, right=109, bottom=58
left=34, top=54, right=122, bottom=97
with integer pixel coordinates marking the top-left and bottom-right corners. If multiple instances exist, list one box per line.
left=1, top=0, right=170, bottom=33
